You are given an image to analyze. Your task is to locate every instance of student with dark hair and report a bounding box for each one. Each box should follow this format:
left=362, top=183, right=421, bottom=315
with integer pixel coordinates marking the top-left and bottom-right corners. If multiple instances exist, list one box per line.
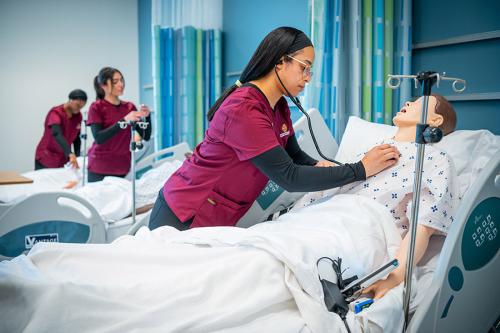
left=149, top=26, right=400, bottom=230
left=86, top=67, right=152, bottom=182
left=35, top=89, right=88, bottom=169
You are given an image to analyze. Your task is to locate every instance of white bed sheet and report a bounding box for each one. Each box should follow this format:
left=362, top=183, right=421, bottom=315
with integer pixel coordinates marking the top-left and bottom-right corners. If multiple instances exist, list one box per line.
left=0, top=195, right=409, bottom=333
left=0, top=160, right=183, bottom=221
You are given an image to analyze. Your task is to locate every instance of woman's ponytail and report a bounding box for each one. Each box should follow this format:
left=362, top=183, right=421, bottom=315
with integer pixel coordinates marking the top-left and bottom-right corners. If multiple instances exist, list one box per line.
left=94, top=75, right=105, bottom=100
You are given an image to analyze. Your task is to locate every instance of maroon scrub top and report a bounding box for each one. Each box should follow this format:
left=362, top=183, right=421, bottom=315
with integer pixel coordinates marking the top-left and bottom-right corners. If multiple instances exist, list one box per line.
left=163, top=86, right=294, bottom=228
left=87, top=99, right=137, bottom=175
left=35, top=104, right=82, bottom=168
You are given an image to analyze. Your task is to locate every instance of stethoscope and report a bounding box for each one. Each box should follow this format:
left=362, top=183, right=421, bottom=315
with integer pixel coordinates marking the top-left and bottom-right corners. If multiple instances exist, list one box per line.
left=274, top=66, right=343, bottom=165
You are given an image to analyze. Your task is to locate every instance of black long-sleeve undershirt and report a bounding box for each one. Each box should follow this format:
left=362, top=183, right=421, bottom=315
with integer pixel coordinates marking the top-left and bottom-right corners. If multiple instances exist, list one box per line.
left=73, top=135, right=81, bottom=157
left=90, top=115, right=152, bottom=145
left=50, top=124, right=80, bottom=157
left=251, top=145, right=366, bottom=193
left=285, top=135, right=318, bottom=166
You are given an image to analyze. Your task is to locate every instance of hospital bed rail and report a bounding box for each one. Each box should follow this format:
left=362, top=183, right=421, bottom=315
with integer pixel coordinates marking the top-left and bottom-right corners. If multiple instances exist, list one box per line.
left=128, top=142, right=191, bottom=180
left=0, top=191, right=105, bottom=260
left=407, top=148, right=500, bottom=332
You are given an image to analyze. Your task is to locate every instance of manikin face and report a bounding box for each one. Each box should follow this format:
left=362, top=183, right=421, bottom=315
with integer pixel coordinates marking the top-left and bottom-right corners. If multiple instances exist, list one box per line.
left=102, top=72, right=125, bottom=97
left=275, top=46, right=315, bottom=97
left=393, top=96, right=443, bottom=128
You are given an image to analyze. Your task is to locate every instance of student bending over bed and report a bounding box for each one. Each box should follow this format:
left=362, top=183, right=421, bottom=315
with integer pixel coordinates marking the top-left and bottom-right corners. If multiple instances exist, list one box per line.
left=294, top=94, right=459, bottom=299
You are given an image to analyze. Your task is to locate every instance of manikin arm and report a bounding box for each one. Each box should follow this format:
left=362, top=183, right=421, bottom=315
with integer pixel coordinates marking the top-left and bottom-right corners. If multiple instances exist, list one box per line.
left=362, top=224, right=435, bottom=299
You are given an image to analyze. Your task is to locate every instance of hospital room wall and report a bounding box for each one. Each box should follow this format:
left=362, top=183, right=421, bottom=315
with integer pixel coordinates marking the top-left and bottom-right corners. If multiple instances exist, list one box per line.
left=0, top=0, right=140, bottom=172
left=411, top=0, right=500, bottom=135
left=137, top=0, right=310, bottom=124
left=222, top=0, right=309, bottom=89
left=222, top=0, right=309, bottom=122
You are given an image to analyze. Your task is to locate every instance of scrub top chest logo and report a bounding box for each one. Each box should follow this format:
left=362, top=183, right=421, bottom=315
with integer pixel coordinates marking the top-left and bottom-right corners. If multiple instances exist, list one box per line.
left=280, top=123, right=290, bottom=138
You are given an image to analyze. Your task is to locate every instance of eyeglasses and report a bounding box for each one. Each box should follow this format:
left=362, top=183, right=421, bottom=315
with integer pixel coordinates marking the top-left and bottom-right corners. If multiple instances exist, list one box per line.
left=286, top=55, right=313, bottom=78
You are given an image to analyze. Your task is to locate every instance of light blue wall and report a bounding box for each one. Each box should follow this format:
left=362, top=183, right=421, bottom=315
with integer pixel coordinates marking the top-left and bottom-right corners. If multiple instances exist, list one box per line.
left=138, top=0, right=153, bottom=109
left=139, top=1, right=499, bottom=133
left=1, top=0, right=139, bottom=171
left=412, top=0, right=500, bottom=134
left=223, top=0, right=309, bottom=121
left=222, top=0, right=309, bottom=89
left=138, top=0, right=309, bottom=122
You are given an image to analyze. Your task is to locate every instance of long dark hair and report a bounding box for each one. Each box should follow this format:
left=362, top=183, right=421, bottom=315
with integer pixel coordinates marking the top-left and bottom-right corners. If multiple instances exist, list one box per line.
left=93, top=67, right=123, bottom=100
left=207, top=27, right=310, bottom=121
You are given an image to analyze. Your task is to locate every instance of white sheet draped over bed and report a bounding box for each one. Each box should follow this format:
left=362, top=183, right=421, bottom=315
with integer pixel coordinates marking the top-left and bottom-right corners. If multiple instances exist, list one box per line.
left=0, top=195, right=407, bottom=333
left=0, top=160, right=183, bottom=221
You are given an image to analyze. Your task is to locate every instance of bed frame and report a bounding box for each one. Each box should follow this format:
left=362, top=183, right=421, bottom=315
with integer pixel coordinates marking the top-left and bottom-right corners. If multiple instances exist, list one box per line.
left=239, top=109, right=499, bottom=331
left=408, top=149, right=499, bottom=332
left=0, top=142, right=191, bottom=258
left=0, top=192, right=105, bottom=260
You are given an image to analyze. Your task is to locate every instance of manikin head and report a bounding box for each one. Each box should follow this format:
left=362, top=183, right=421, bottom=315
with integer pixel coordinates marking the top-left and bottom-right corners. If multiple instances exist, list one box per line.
left=393, top=94, right=457, bottom=136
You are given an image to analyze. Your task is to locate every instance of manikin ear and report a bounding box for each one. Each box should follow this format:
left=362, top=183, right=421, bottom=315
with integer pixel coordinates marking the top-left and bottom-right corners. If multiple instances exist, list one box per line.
left=428, top=114, right=444, bottom=127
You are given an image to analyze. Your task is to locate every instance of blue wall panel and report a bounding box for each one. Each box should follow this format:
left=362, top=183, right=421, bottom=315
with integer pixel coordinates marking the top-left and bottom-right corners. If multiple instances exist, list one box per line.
left=412, top=0, right=500, bottom=134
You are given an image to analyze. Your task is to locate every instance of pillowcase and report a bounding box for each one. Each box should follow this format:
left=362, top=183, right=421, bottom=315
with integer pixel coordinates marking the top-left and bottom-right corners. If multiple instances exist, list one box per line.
left=336, top=116, right=500, bottom=197
left=335, top=116, right=397, bottom=163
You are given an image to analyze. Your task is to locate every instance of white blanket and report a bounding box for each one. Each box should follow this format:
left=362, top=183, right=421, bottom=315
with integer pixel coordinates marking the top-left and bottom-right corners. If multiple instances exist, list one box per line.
left=0, top=195, right=405, bottom=333
left=0, top=160, right=183, bottom=221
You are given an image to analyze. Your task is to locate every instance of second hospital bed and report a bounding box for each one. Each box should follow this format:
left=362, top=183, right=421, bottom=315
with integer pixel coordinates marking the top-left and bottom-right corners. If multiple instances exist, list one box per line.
left=0, top=143, right=190, bottom=259
left=0, top=110, right=333, bottom=259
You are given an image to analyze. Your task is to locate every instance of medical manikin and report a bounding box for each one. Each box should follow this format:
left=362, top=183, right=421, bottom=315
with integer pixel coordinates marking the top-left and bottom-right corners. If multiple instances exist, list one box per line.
left=295, top=94, right=460, bottom=299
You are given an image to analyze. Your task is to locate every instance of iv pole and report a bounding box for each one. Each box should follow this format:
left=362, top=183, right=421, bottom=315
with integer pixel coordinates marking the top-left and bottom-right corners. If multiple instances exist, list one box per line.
left=81, top=110, right=88, bottom=186
left=119, top=117, right=149, bottom=226
left=386, top=71, right=466, bottom=330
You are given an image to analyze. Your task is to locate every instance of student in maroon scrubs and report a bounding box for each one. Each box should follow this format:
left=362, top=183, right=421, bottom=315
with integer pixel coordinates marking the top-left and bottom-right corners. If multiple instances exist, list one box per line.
left=149, top=27, right=400, bottom=230
left=35, top=89, right=87, bottom=170
left=87, top=67, right=152, bottom=182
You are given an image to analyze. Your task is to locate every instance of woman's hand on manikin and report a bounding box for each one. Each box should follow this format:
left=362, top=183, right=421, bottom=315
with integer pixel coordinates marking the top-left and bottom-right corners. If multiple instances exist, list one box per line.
left=361, top=144, right=400, bottom=177
left=315, top=160, right=337, bottom=167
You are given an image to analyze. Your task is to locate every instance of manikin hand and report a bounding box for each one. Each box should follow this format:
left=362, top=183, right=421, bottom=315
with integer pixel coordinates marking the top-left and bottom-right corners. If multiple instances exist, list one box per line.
left=362, top=271, right=403, bottom=299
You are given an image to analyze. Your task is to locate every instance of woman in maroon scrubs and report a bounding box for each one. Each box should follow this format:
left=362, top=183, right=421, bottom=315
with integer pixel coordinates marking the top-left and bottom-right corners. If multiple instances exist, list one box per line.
left=35, top=89, right=87, bottom=170
left=86, top=67, right=152, bottom=182
left=149, top=27, right=400, bottom=230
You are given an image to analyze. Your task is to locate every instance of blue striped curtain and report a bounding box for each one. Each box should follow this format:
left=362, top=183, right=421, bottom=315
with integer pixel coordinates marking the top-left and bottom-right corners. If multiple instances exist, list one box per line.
left=304, top=0, right=412, bottom=140
left=152, top=0, right=222, bottom=151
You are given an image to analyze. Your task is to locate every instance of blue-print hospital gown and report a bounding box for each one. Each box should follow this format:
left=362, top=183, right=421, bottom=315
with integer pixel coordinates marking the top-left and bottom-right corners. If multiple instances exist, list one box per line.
left=293, top=139, right=459, bottom=236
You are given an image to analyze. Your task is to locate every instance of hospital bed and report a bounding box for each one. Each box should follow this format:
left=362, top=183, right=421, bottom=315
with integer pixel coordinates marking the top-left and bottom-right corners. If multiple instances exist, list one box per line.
left=102, top=110, right=500, bottom=331
left=408, top=149, right=500, bottom=332
left=0, top=142, right=190, bottom=259
left=0, top=108, right=498, bottom=331
left=253, top=113, right=500, bottom=332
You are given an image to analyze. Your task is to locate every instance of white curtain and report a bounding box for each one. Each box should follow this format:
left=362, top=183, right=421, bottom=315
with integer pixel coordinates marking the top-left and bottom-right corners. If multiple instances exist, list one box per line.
left=152, top=0, right=222, bottom=29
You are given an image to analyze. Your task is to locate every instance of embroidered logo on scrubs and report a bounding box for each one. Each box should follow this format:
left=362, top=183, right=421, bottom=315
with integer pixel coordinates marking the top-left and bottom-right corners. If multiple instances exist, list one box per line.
left=280, top=123, right=290, bottom=138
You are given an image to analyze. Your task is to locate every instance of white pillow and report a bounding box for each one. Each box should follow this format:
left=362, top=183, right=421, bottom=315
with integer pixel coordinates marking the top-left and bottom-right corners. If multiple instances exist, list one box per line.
left=336, top=116, right=500, bottom=197
left=436, top=130, right=500, bottom=197
left=335, top=116, right=397, bottom=163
